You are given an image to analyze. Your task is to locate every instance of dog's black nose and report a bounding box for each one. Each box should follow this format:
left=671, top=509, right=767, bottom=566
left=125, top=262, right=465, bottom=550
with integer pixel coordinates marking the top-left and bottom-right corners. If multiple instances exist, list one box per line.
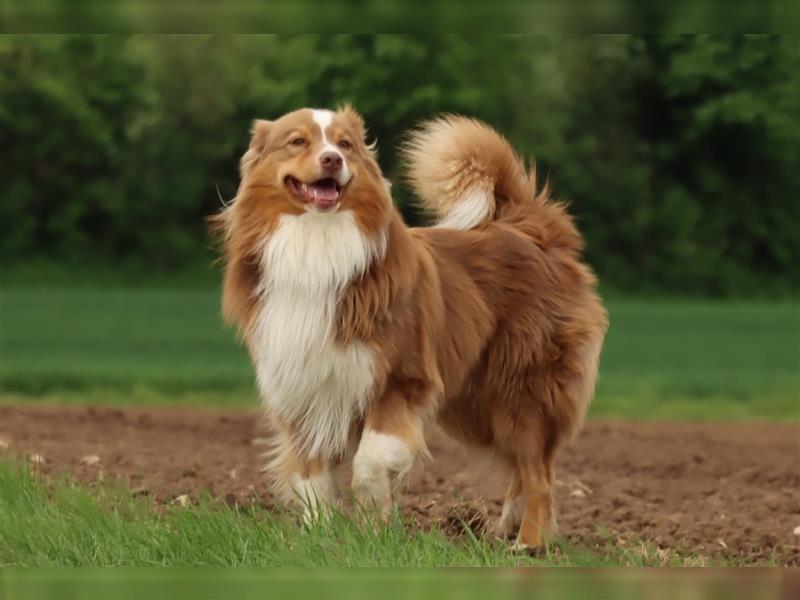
left=320, top=151, right=343, bottom=173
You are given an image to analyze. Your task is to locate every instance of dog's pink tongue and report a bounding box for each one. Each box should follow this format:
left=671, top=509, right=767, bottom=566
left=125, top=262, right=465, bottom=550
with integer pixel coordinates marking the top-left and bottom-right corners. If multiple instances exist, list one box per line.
left=309, top=181, right=339, bottom=207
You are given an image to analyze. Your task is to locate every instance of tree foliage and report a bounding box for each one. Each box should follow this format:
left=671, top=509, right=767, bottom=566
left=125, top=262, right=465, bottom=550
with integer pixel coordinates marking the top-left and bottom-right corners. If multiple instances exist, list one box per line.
left=1, top=35, right=797, bottom=293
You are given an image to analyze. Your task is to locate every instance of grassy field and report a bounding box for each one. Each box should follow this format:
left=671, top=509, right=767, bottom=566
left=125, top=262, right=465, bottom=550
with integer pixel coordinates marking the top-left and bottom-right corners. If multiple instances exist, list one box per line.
left=1, top=283, right=797, bottom=567
left=0, top=460, right=757, bottom=568
left=1, top=286, right=797, bottom=419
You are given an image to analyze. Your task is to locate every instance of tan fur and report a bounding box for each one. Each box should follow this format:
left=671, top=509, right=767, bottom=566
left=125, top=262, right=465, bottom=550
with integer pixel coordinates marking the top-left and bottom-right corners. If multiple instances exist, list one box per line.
left=212, top=108, right=608, bottom=548
left=402, top=115, right=546, bottom=224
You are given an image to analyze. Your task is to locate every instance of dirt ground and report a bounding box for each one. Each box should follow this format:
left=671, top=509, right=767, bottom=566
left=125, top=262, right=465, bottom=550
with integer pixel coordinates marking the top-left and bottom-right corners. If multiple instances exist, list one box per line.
left=1, top=405, right=798, bottom=565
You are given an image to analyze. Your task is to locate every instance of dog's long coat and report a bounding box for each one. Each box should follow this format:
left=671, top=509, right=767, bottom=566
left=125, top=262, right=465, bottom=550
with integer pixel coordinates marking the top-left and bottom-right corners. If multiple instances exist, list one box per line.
left=213, top=107, right=607, bottom=547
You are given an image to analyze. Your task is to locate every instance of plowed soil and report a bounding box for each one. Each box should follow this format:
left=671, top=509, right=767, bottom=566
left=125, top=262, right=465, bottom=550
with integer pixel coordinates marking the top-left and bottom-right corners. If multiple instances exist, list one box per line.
left=1, top=405, right=798, bottom=565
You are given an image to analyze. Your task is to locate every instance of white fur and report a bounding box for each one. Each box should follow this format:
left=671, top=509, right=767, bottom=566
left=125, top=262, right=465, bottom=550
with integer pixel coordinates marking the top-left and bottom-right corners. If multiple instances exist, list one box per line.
left=352, top=430, right=414, bottom=513
left=311, top=108, right=334, bottom=132
left=497, top=494, right=524, bottom=536
left=353, top=430, right=414, bottom=476
left=253, top=210, right=386, bottom=459
left=436, top=188, right=494, bottom=230
left=291, top=469, right=336, bottom=522
left=312, top=109, right=351, bottom=185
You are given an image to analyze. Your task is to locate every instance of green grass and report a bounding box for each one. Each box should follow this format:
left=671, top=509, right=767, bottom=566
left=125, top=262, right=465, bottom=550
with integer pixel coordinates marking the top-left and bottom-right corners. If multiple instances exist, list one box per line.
left=1, top=284, right=795, bottom=568
left=1, top=286, right=798, bottom=420
left=0, top=460, right=755, bottom=568
left=593, top=298, right=800, bottom=420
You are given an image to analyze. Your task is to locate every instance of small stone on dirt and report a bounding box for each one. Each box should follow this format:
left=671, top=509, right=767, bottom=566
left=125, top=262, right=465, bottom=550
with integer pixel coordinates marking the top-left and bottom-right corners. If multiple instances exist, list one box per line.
left=80, top=454, right=101, bottom=466
left=569, top=488, right=587, bottom=498
left=793, top=526, right=800, bottom=536
left=229, top=469, right=237, bottom=480
left=173, top=494, right=190, bottom=507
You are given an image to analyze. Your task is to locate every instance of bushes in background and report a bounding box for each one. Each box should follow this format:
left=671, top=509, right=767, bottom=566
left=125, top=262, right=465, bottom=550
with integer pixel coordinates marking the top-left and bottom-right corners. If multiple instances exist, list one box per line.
left=1, top=35, right=797, bottom=294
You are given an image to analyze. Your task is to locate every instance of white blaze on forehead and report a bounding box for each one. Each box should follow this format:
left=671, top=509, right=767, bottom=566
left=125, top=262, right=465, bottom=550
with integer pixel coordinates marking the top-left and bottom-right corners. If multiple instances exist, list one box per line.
left=311, top=109, right=335, bottom=137
left=311, top=109, right=351, bottom=184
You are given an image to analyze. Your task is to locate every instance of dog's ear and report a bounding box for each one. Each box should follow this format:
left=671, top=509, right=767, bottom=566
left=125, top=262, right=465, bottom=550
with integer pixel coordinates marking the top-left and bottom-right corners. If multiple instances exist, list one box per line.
left=338, top=104, right=378, bottom=158
left=338, top=104, right=365, bottom=136
left=240, top=119, right=272, bottom=178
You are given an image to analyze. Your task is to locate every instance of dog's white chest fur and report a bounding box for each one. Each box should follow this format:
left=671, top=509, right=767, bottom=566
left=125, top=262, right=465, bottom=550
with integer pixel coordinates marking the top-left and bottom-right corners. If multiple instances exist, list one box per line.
left=252, top=211, right=383, bottom=459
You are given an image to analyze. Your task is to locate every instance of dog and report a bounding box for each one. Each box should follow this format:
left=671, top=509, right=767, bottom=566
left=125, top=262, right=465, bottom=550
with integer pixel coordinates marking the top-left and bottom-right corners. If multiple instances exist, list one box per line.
left=211, top=106, right=607, bottom=549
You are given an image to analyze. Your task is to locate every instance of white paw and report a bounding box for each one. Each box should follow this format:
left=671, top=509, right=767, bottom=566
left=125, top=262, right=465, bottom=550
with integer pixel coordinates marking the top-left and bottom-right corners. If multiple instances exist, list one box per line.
left=509, top=539, right=531, bottom=553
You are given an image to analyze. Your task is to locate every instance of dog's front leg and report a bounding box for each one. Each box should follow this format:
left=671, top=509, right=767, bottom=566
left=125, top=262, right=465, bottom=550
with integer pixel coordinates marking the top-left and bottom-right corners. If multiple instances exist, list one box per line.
left=351, top=388, right=427, bottom=519
left=287, top=457, right=337, bottom=524
left=268, top=425, right=338, bottom=523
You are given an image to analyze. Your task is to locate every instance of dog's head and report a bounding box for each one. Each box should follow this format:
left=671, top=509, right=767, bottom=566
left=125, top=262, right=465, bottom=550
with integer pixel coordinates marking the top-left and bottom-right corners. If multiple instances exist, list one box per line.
left=233, top=106, right=390, bottom=223
left=211, top=106, right=392, bottom=326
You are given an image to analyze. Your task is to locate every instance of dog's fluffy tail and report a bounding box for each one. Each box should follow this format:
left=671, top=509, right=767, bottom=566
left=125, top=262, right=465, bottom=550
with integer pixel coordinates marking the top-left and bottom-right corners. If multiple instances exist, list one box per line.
left=402, top=116, right=543, bottom=230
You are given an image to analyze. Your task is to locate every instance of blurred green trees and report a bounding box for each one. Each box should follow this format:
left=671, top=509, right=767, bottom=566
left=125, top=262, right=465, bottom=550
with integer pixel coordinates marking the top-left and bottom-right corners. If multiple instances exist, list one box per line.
left=1, top=35, right=797, bottom=293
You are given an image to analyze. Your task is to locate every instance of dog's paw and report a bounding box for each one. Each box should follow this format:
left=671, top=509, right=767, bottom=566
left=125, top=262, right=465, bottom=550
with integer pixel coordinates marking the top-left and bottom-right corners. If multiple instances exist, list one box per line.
left=509, top=539, right=529, bottom=553
left=509, top=539, right=552, bottom=558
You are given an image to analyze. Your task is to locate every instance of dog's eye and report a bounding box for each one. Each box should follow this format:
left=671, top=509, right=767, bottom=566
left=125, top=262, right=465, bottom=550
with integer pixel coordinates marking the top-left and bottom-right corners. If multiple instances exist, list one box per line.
left=290, top=137, right=307, bottom=146
left=337, top=139, right=352, bottom=150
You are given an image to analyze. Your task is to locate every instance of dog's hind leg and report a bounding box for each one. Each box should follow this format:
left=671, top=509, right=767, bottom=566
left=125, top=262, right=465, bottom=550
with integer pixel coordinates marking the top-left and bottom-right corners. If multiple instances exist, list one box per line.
left=497, top=409, right=560, bottom=551
left=513, top=454, right=557, bottom=550
left=496, top=469, right=523, bottom=538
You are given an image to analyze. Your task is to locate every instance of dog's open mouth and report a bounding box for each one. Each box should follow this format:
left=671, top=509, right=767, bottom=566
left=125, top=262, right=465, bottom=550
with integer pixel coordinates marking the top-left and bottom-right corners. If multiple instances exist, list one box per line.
left=285, top=176, right=343, bottom=211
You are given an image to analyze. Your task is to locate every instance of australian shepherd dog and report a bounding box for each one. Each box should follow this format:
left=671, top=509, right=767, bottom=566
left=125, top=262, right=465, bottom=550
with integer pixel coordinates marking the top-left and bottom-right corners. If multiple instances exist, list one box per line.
left=211, top=106, right=607, bottom=549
